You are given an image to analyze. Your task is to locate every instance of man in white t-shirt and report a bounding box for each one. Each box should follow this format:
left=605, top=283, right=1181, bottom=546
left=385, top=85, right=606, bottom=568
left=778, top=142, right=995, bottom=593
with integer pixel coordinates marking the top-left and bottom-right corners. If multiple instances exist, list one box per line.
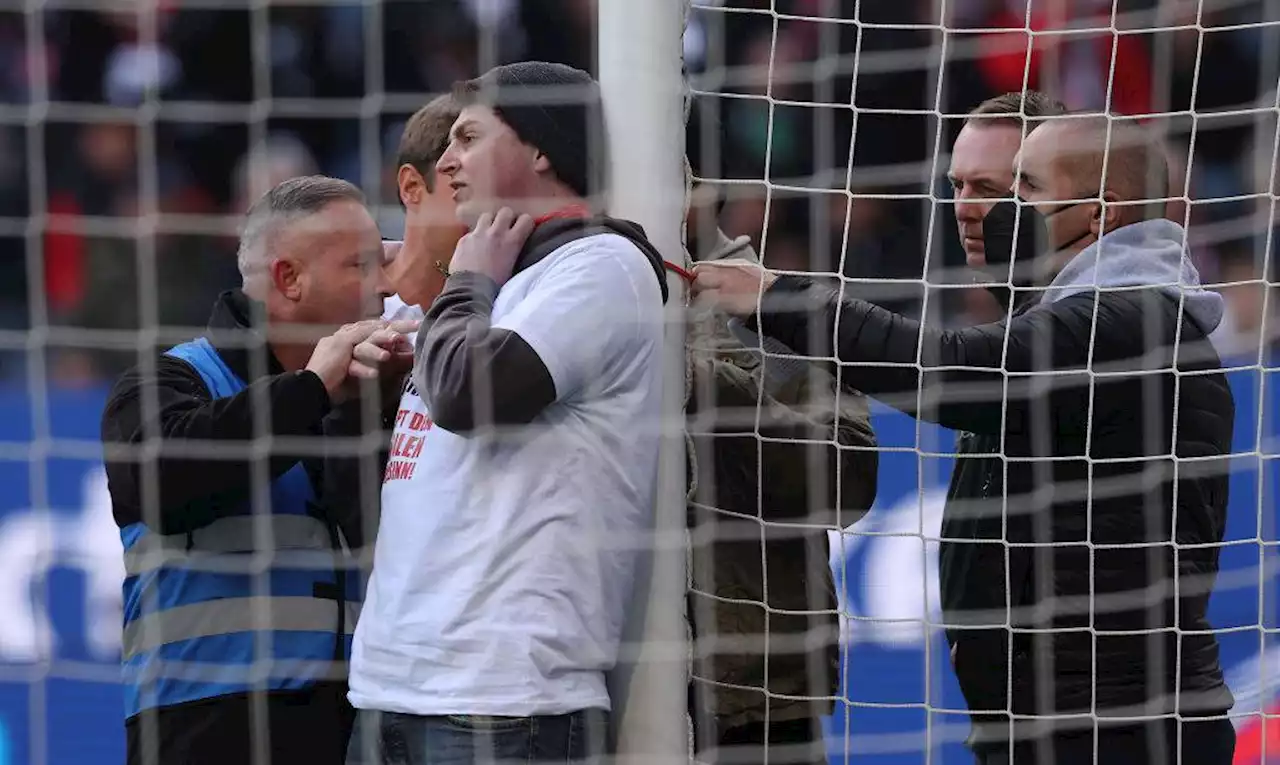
left=347, top=61, right=670, bottom=765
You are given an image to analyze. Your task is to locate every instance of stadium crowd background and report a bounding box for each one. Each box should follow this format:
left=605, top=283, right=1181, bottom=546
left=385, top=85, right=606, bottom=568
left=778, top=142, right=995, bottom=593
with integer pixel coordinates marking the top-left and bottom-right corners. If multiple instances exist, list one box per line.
left=0, top=0, right=1276, bottom=384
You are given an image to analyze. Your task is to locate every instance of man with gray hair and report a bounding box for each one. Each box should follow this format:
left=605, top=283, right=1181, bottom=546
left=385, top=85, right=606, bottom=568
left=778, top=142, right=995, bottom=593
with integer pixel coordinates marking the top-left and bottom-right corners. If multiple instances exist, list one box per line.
left=102, top=175, right=417, bottom=765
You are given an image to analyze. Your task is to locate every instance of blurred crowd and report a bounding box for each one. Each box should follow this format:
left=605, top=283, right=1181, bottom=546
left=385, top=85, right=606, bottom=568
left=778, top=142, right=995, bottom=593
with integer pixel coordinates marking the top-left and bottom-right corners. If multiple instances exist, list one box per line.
left=0, top=0, right=1276, bottom=386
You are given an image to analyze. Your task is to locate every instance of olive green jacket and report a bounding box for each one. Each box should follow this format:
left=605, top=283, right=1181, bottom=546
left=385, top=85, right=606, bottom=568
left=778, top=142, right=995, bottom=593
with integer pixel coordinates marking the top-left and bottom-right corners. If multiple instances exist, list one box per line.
left=686, top=232, right=879, bottom=730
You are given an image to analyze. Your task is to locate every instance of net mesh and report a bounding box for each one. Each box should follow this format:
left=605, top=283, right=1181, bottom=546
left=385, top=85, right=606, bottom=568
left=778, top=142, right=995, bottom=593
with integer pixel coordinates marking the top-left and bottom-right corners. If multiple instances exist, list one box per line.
left=683, top=0, right=1280, bottom=762
left=0, top=0, right=1276, bottom=763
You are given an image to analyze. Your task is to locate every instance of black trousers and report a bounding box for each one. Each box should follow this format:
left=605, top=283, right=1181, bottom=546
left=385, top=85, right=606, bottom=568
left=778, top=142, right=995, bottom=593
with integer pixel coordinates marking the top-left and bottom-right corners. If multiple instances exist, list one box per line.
left=126, top=682, right=355, bottom=765
left=973, top=716, right=1236, bottom=765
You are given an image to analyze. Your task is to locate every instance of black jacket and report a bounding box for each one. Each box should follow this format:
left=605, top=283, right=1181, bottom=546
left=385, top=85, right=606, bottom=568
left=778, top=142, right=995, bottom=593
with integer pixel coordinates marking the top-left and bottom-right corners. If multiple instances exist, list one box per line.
left=748, top=276, right=1235, bottom=745
left=101, top=288, right=389, bottom=557
left=102, top=289, right=385, bottom=758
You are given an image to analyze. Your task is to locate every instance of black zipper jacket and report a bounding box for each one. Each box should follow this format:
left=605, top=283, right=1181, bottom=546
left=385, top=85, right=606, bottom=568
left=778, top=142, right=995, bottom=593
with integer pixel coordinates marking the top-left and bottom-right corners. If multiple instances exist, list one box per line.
left=102, top=289, right=388, bottom=759
left=747, top=276, right=1235, bottom=747
left=101, top=288, right=389, bottom=566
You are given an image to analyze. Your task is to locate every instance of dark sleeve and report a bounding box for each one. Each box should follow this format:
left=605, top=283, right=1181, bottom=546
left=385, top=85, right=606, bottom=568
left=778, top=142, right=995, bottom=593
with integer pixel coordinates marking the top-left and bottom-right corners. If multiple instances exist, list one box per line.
left=311, top=387, right=399, bottom=553
left=415, top=271, right=557, bottom=434
left=704, top=357, right=878, bottom=530
left=749, top=275, right=1106, bottom=435
left=101, top=355, right=333, bottom=534
left=765, top=364, right=880, bottom=522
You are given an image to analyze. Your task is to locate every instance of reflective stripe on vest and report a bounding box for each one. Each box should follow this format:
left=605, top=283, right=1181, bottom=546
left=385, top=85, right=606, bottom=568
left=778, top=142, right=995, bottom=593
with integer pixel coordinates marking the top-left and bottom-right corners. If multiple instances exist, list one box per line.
left=120, top=336, right=358, bottom=717
left=123, top=514, right=334, bottom=577
left=123, top=596, right=360, bottom=660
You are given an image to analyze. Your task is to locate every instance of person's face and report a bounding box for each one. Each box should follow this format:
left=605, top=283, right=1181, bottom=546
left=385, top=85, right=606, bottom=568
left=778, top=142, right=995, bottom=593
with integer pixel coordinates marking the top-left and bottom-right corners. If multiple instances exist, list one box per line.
left=401, top=163, right=469, bottom=254
left=273, top=198, right=389, bottom=332
left=948, top=122, right=1022, bottom=267
left=1011, top=123, right=1102, bottom=253
left=389, top=164, right=469, bottom=306
left=435, top=104, right=543, bottom=229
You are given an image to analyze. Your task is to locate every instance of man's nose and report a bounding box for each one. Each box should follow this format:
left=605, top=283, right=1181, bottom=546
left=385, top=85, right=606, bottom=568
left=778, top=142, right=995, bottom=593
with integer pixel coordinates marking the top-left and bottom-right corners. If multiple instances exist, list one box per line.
left=954, top=198, right=985, bottom=223
left=436, top=148, right=459, bottom=176
left=373, top=262, right=394, bottom=298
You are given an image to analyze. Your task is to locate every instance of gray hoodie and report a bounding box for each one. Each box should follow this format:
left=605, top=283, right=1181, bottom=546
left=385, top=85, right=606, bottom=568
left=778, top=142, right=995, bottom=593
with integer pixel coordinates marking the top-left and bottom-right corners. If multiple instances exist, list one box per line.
left=1039, top=218, right=1225, bottom=333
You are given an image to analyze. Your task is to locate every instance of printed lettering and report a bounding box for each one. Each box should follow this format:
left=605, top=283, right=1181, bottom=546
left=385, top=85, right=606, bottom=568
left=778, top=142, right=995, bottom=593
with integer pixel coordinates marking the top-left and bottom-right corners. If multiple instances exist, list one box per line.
left=385, top=405, right=431, bottom=482
left=383, top=459, right=417, bottom=483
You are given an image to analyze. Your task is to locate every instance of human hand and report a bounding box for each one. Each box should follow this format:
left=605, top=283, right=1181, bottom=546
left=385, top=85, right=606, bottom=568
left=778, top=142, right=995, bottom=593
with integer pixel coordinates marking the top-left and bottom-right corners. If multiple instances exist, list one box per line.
left=305, top=319, right=418, bottom=403
left=448, top=207, right=535, bottom=287
left=690, top=258, right=779, bottom=318
left=348, top=319, right=420, bottom=380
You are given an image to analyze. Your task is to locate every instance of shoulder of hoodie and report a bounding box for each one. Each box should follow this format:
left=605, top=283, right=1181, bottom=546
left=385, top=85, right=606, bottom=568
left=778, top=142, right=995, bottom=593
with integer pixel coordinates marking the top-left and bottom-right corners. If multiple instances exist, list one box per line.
left=531, top=229, right=664, bottom=304
left=1040, top=220, right=1208, bottom=334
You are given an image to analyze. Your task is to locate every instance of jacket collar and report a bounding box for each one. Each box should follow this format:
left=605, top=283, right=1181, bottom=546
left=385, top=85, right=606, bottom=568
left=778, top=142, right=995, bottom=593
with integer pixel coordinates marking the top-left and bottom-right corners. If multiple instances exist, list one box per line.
left=510, top=215, right=671, bottom=304
left=206, top=289, right=286, bottom=383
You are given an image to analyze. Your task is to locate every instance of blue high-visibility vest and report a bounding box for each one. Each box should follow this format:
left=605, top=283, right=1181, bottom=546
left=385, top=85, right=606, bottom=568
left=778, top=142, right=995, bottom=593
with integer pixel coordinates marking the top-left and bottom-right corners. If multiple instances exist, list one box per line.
left=119, top=337, right=360, bottom=718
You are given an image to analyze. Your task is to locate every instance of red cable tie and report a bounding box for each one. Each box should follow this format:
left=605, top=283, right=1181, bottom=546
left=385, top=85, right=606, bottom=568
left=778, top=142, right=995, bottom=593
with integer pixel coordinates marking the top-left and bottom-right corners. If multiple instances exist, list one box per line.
left=532, top=205, right=592, bottom=226
left=664, top=261, right=694, bottom=283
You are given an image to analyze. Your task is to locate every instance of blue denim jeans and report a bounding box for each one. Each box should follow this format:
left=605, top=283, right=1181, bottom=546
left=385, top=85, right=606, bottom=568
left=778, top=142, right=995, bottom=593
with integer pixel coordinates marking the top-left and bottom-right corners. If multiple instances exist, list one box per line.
left=346, top=708, right=609, bottom=765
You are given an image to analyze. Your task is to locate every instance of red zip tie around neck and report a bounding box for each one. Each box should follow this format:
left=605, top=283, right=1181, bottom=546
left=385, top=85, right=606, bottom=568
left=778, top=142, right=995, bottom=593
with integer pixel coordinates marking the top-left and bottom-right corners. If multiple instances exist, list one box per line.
left=532, top=204, right=592, bottom=226
left=664, top=261, right=694, bottom=283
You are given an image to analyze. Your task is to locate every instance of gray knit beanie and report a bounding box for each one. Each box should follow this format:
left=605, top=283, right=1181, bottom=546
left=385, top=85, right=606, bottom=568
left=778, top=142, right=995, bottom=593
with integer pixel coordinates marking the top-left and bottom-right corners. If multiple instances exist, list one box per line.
left=456, top=61, right=604, bottom=199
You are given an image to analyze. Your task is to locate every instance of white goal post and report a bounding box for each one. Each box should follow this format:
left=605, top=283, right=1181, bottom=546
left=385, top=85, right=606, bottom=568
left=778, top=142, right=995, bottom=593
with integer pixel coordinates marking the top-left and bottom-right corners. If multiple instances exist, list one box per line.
left=597, top=1, right=692, bottom=762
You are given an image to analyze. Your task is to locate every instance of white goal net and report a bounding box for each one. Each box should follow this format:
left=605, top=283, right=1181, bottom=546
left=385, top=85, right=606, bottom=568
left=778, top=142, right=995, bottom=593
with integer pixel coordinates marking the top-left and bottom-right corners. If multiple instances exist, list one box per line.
left=683, top=1, right=1279, bottom=763
left=0, top=0, right=1276, bottom=763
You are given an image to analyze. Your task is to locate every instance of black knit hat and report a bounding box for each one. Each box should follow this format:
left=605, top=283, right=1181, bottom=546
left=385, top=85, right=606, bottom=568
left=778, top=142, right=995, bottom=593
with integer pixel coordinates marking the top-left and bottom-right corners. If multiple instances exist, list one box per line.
left=455, top=61, right=604, bottom=200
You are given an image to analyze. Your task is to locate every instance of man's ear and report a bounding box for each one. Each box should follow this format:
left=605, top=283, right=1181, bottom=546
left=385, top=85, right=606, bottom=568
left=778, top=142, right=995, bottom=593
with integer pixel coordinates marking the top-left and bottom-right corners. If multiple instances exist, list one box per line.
left=1093, top=190, right=1124, bottom=236
left=270, top=257, right=303, bottom=301
left=532, top=149, right=552, bottom=174
left=398, top=164, right=426, bottom=208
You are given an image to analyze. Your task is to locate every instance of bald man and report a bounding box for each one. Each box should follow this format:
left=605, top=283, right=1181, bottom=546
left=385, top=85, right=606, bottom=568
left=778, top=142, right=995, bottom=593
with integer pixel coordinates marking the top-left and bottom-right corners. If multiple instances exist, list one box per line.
left=691, top=115, right=1236, bottom=764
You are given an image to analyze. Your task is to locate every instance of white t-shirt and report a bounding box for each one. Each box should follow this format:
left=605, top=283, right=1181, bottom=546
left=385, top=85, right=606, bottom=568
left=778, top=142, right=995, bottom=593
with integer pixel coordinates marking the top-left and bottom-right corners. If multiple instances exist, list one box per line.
left=381, top=294, right=422, bottom=353
left=351, top=232, right=665, bottom=716
left=381, top=293, right=420, bottom=323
